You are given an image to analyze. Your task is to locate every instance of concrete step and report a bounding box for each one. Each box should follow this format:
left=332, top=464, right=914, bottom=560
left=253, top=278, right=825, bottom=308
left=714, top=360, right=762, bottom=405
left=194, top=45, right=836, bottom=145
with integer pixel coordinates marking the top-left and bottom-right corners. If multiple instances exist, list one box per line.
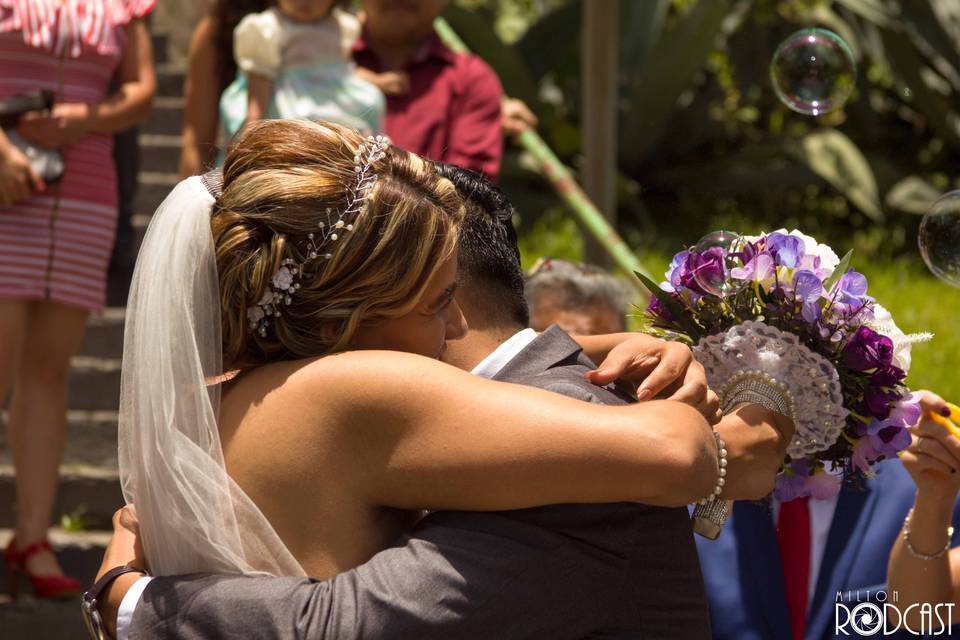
left=0, top=529, right=110, bottom=639
left=0, top=596, right=86, bottom=639
left=67, top=357, right=120, bottom=412
left=133, top=171, right=179, bottom=218
left=152, top=31, right=169, bottom=66
left=78, top=308, right=125, bottom=360
left=0, top=466, right=122, bottom=530
left=142, top=95, right=183, bottom=137
left=156, top=63, right=185, bottom=99
left=0, top=412, right=118, bottom=468
left=139, top=133, right=182, bottom=175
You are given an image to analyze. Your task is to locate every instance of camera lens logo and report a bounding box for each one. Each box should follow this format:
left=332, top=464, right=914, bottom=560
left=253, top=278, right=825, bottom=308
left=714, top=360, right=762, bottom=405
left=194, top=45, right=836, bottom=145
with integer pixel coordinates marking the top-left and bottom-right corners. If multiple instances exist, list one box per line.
left=849, top=603, right=884, bottom=636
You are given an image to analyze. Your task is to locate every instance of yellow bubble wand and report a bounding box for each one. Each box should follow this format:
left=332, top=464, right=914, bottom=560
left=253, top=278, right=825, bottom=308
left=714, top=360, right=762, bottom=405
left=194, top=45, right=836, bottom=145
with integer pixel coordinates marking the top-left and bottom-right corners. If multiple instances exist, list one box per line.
left=929, top=402, right=960, bottom=438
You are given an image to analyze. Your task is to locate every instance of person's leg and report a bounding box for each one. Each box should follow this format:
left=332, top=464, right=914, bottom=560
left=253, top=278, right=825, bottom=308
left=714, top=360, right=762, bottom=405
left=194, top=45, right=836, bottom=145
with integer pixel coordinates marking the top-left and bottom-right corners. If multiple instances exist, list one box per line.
left=8, top=300, right=89, bottom=576
left=0, top=299, right=29, bottom=400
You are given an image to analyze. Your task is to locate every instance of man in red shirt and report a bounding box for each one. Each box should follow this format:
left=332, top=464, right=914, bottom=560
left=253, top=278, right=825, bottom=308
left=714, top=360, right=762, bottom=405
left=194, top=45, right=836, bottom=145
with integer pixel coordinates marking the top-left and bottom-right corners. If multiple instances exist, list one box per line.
left=354, top=0, right=504, bottom=180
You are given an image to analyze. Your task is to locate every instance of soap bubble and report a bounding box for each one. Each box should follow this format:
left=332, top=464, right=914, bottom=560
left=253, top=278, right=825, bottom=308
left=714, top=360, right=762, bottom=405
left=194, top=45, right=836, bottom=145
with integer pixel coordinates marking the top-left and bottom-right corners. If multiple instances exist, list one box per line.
left=918, top=191, right=960, bottom=287
left=692, top=231, right=749, bottom=297
left=770, top=28, right=856, bottom=116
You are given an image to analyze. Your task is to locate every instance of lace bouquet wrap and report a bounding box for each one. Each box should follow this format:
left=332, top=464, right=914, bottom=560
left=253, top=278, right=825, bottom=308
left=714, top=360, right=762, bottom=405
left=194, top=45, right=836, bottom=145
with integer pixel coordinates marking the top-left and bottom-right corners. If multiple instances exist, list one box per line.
left=639, top=229, right=929, bottom=536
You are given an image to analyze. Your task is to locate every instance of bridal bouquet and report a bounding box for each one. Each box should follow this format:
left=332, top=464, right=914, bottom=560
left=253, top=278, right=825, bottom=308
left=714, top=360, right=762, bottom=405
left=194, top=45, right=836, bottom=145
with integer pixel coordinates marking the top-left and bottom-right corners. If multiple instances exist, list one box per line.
left=639, top=229, right=929, bottom=501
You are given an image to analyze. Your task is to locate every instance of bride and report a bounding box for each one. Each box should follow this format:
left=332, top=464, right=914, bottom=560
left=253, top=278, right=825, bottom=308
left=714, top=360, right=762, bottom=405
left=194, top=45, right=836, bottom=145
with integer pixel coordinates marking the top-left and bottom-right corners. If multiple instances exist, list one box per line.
left=121, top=119, right=741, bottom=578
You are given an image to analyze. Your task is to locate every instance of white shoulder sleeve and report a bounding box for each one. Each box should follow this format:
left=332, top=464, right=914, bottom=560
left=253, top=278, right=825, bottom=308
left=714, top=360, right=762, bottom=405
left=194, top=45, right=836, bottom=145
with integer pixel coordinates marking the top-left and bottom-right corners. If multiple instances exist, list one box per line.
left=332, top=8, right=361, bottom=60
left=234, top=9, right=283, bottom=79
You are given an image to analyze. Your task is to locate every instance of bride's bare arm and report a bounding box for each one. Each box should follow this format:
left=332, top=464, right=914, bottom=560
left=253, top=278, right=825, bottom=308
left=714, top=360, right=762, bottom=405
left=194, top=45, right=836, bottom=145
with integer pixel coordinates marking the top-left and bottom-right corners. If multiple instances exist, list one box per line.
left=306, top=351, right=718, bottom=510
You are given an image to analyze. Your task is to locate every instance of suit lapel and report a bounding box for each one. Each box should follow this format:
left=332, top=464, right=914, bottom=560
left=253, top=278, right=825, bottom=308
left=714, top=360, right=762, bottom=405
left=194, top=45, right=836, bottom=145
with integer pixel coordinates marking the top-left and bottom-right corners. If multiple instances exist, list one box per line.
left=804, top=484, right=877, bottom=640
left=732, top=501, right=793, bottom=640
left=493, top=326, right=583, bottom=384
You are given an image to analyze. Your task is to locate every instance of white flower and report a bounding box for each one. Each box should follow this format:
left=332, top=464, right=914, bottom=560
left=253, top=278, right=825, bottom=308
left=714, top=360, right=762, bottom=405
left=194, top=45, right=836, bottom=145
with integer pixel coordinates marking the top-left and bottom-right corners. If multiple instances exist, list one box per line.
left=247, top=306, right=265, bottom=324
left=257, top=290, right=275, bottom=307
left=272, top=267, right=294, bottom=291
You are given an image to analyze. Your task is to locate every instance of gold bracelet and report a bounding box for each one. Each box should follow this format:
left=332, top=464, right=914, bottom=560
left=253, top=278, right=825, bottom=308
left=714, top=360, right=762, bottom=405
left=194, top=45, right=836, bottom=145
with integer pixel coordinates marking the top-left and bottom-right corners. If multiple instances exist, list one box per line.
left=903, top=507, right=954, bottom=560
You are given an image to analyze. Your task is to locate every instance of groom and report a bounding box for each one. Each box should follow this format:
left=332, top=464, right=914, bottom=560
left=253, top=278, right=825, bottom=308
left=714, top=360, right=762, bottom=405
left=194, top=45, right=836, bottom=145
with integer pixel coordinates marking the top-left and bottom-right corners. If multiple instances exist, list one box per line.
left=95, top=166, right=794, bottom=640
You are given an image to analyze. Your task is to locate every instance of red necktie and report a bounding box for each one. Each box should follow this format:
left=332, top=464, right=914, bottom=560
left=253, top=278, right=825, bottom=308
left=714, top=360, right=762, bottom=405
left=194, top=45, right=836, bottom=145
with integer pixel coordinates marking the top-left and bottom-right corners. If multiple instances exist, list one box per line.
left=777, top=496, right=811, bottom=640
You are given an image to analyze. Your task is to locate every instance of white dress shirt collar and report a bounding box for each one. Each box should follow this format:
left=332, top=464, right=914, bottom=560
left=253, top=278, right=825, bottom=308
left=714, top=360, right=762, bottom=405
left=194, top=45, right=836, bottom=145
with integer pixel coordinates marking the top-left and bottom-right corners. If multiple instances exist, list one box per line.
left=469, top=328, right=538, bottom=379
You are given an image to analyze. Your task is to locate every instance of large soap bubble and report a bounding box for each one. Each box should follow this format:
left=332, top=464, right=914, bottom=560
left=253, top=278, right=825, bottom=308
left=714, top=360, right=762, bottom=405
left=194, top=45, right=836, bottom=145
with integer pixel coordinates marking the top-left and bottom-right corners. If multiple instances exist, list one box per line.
left=770, top=28, right=856, bottom=116
left=919, top=190, right=960, bottom=287
left=692, top=231, right=750, bottom=297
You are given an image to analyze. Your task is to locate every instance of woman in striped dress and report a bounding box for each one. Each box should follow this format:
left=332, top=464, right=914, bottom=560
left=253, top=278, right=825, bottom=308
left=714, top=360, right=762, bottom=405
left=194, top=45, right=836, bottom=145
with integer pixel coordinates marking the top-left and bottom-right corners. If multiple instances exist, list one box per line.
left=0, top=0, right=155, bottom=598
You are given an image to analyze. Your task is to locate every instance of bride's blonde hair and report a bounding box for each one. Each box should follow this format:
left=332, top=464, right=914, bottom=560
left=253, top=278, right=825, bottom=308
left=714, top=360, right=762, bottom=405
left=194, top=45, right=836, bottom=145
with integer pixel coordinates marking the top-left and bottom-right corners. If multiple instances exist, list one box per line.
left=212, top=119, right=464, bottom=370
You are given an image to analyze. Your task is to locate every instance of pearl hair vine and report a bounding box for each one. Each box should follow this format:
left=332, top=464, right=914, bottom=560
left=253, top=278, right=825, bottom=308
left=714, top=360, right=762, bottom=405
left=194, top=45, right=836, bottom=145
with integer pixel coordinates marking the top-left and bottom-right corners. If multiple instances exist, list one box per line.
left=247, top=134, right=391, bottom=337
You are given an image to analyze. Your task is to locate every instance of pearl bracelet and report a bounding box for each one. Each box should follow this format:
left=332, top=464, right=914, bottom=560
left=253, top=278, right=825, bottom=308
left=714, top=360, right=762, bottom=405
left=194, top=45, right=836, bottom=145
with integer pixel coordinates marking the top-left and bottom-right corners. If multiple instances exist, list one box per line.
left=902, top=507, right=954, bottom=560
left=698, top=431, right=728, bottom=506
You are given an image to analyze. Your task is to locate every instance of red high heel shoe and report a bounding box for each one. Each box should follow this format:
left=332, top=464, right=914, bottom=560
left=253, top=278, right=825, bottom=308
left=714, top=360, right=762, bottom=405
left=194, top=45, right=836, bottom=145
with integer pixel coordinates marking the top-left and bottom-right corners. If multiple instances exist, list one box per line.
left=4, top=537, right=81, bottom=599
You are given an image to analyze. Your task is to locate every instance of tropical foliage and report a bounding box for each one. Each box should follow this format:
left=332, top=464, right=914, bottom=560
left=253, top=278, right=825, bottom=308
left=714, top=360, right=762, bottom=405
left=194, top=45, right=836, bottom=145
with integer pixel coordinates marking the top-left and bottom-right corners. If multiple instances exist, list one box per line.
left=449, top=0, right=960, bottom=259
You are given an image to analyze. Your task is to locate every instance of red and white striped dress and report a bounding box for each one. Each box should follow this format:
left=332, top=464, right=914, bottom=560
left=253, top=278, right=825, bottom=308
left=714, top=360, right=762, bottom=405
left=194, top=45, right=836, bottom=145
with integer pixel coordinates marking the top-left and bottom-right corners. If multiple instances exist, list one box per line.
left=0, top=0, right=154, bottom=311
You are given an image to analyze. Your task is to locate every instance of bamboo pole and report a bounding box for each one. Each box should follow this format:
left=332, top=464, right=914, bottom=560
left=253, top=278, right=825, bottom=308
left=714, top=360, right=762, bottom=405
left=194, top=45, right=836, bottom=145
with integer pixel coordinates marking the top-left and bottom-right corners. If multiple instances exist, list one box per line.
left=432, top=17, right=651, bottom=283
left=581, top=0, right=618, bottom=269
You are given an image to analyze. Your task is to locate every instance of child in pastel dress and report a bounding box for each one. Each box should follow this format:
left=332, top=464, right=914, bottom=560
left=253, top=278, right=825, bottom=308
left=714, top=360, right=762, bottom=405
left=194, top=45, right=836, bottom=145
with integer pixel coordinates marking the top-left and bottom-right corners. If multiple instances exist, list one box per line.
left=220, top=0, right=393, bottom=141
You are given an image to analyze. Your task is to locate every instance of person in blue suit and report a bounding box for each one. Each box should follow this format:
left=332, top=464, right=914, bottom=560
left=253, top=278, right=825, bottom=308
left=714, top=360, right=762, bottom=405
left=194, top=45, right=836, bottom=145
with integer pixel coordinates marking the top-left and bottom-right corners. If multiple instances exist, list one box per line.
left=697, top=392, right=960, bottom=640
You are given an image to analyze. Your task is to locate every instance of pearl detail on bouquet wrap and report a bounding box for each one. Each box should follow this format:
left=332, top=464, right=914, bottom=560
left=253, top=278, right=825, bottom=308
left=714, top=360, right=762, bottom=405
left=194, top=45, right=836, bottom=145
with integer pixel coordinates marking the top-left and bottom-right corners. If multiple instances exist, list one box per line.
left=694, top=321, right=848, bottom=459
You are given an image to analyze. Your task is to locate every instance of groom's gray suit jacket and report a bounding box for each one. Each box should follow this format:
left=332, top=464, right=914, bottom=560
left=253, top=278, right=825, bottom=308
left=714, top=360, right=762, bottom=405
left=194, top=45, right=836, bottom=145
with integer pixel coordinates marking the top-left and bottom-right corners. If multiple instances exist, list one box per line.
left=130, top=326, right=710, bottom=639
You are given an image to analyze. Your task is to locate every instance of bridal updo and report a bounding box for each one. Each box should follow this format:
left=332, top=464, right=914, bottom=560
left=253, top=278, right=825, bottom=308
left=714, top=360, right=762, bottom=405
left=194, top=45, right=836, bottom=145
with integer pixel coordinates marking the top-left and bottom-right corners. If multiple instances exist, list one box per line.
left=211, top=119, right=464, bottom=370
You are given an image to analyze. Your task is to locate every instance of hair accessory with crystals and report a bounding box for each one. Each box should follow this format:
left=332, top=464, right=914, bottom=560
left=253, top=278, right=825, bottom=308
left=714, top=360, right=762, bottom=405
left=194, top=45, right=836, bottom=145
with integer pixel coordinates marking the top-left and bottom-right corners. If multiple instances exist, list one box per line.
left=247, top=134, right=391, bottom=337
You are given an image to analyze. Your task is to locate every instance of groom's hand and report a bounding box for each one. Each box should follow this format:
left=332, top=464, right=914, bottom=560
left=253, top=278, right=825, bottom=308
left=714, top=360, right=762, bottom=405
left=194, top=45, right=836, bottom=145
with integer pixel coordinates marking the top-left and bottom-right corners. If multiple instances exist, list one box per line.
left=713, top=404, right=795, bottom=500
left=586, top=335, right=721, bottom=423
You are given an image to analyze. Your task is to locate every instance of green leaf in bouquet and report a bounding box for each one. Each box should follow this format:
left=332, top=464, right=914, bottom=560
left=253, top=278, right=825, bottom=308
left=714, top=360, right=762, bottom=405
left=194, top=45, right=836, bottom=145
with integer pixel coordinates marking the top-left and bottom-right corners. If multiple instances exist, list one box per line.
left=633, top=270, right=703, bottom=341
left=823, top=249, right=854, bottom=293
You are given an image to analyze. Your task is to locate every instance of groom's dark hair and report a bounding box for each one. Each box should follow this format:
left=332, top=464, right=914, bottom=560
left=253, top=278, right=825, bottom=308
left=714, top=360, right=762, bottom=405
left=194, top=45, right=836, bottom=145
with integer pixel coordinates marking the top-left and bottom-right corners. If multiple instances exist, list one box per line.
left=433, top=163, right=529, bottom=330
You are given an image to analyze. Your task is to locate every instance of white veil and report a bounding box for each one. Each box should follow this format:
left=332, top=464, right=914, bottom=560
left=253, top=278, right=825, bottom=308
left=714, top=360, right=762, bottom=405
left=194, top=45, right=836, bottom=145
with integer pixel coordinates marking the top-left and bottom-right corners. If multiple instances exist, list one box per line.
left=118, top=175, right=304, bottom=576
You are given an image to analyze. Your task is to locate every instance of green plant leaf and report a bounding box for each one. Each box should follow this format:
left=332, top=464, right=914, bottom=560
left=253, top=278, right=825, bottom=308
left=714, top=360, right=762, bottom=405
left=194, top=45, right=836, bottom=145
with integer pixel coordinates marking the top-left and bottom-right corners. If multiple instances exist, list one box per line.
left=619, top=0, right=669, bottom=71
left=885, top=175, right=942, bottom=214
left=515, top=1, right=580, bottom=85
left=620, top=0, right=734, bottom=168
left=897, top=0, right=960, bottom=91
left=878, top=24, right=960, bottom=152
left=792, top=130, right=884, bottom=222
left=824, top=249, right=855, bottom=293
left=442, top=4, right=539, bottom=106
left=633, top=270, right=703, bottom=340
left=833, top=0, right=898, bottom=29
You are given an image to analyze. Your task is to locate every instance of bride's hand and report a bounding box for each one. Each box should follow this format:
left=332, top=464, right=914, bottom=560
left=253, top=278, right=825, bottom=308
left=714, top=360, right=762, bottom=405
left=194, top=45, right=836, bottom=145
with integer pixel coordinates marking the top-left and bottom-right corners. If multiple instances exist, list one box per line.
left=901, top=391, right=960, bottom=504
left=96, top=506, right=146, bottom=582
left=585, top=334, right=721, bottom=423
left=95, top=506, right=148, bottom=638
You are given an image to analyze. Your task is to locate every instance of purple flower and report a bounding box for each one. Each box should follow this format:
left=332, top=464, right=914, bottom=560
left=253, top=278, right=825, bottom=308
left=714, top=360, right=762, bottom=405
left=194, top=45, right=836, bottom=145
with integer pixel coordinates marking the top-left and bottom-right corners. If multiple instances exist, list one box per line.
left=792, top=269, right=824, bottom=322
left=862, top=385, right=899, bottom=420
left=843, top=326, right=894, bottom=372
left=852, top=437, right=880, bottom=473
left=646, top=293, right=674, bottom=323
left=774, top=463, right=842, bottom=501
left=831, top=269, right=870, bottom=307
left=666, top=251, right=690, bottom=290
left=871, top=365, right=906, bottom=388
left=730, top=252, right=775, bottom=286
left=684, top=248, right=727, bottom=295
left=863, top=400, right=921, bottom=459
left=774, top=472, right=808, bottom=501
left=765, top=232, right=805, bottom=268
left=806, top=471, right=842, bottom=500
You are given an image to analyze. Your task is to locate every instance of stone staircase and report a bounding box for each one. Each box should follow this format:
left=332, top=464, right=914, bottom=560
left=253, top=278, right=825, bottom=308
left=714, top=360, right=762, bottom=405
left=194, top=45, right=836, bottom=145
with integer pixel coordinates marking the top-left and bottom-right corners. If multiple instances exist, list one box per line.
left=0, top=31, right=185, bottom=639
